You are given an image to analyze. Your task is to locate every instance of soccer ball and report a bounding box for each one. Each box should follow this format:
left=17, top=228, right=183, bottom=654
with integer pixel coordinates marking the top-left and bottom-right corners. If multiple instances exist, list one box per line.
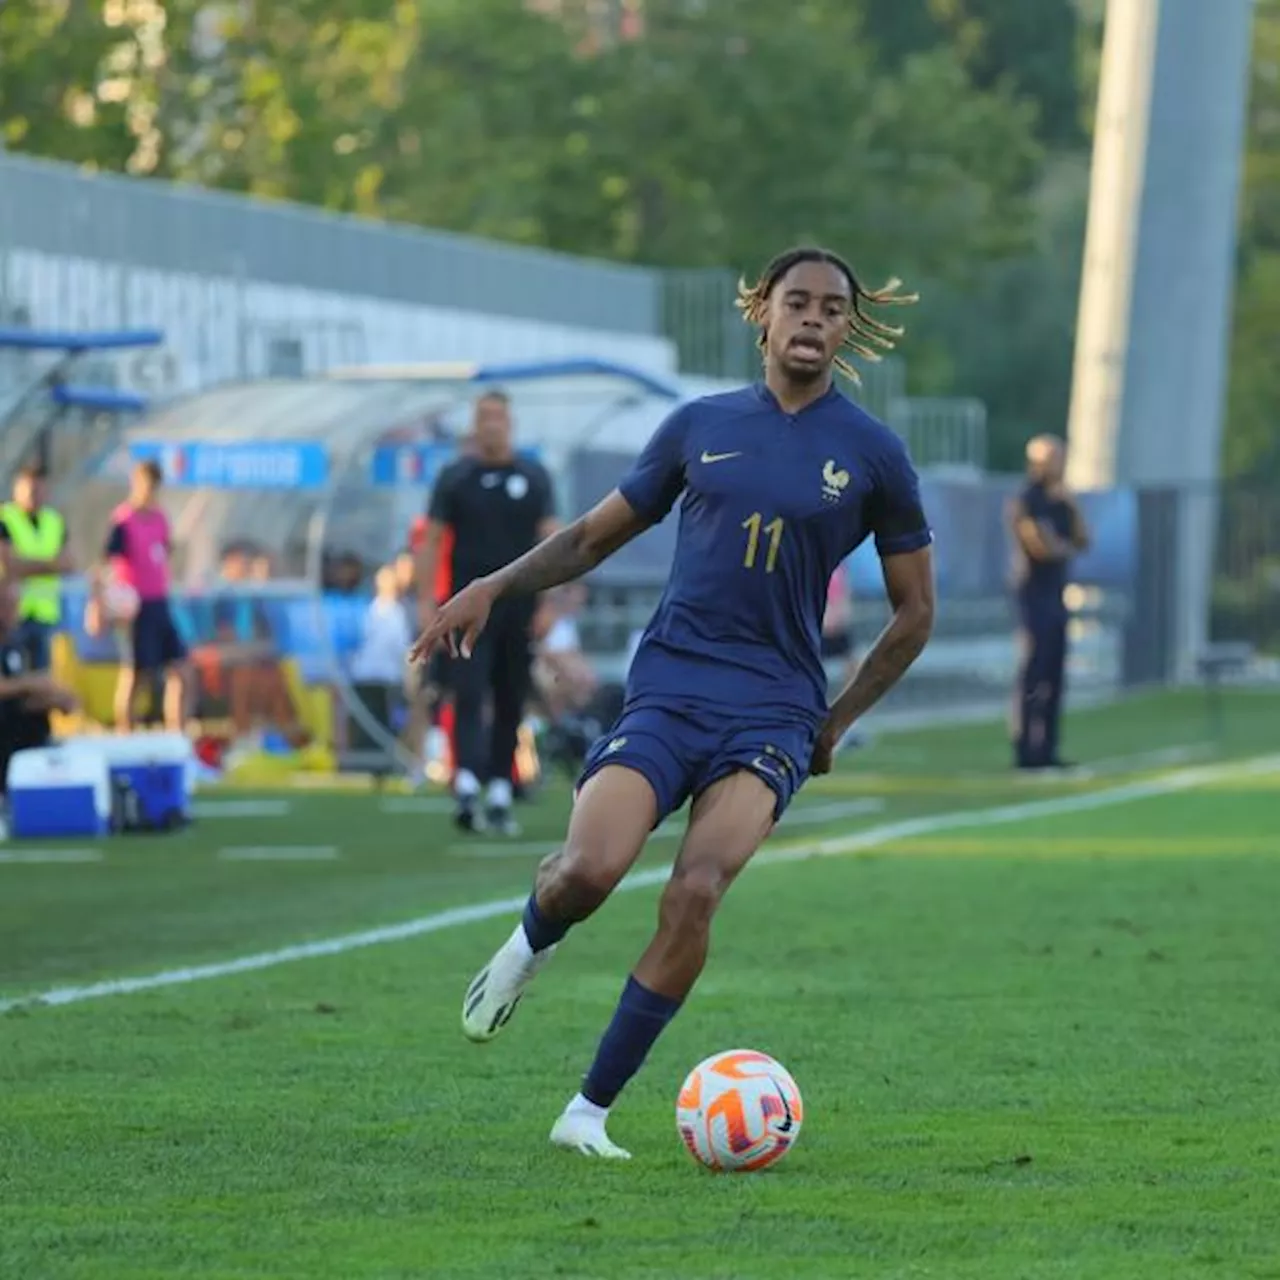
left=675, top=1048, right=803, bottom=1173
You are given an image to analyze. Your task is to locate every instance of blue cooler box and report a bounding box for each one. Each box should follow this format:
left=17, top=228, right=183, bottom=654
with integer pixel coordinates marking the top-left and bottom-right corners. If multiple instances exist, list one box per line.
left=110, top=760, right=187, bottom=830
left=8, top=746, right=112, bottom=839
left=99, top=733, right=193, bottom=831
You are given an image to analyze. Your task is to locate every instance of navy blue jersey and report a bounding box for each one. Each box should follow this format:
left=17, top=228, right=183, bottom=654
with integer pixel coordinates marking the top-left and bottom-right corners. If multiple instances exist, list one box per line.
left=619, top=383, right=931, bottom=729
left=1016, top=481, right=1074, bottom=605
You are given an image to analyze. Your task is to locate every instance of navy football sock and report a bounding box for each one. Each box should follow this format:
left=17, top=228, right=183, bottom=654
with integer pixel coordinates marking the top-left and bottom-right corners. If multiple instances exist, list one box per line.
left=581, top=975, right=683, bottom=1108
left=521, top=892, right=570, bottom=953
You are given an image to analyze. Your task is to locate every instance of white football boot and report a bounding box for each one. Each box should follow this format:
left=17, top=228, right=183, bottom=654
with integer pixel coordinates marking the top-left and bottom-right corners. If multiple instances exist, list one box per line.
left=460, top=924, right=555, bottom=1043
left=549, top=1094, right=631, bottom=1160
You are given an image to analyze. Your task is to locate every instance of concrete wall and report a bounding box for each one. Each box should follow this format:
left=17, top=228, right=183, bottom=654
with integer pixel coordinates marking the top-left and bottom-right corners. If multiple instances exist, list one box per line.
left=1068, top=0, right=1254, bottom=671
left=0, top=152, right=676, bottom=393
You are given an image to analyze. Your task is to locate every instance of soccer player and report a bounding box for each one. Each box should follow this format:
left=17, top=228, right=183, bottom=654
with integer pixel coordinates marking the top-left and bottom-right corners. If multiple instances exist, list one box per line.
left=415, top=393, right=558, bottom=835
left=410, top=247, right=936, bottom=1158
left=86, top=459, right=190, bottom=733
left=1009, top=435, right=1091, bottom=770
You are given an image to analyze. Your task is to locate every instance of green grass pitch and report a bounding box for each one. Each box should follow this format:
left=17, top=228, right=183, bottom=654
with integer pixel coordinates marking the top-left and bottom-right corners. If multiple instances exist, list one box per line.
left=2, top=689, right=1278, bottom=1279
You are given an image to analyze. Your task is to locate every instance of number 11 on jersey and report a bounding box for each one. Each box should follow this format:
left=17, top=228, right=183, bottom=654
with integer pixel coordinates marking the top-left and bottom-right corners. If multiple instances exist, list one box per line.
left=742, top=512, right=784, bottom=573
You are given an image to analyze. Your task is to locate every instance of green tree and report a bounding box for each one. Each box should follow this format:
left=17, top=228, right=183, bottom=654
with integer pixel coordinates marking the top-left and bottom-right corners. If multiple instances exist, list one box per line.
left=0, top=0, right=133, bottom=168
left=467, top=0, right=1043, bottom=280
left=861, top=0, right=1085, bottom=147
left=917, top=155, right=1089, bottom=469
left=1, top=0, right=1054, bottom=422
left=1225, top=0, right=1280, bottom=484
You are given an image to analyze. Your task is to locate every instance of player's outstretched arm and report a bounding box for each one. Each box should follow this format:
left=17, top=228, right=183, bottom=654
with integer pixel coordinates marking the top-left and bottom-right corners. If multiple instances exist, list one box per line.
left=408, top=491, right=650, bottom=662
left=811, top=546, right=934, bottom=773
left=488, top=490, right=647, bottom=598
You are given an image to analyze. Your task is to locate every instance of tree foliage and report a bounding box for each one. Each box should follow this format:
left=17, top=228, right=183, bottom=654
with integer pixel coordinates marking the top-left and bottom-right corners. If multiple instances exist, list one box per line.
left=1225, top=0, right=1280, bottom=484
left=0, top=1, right=1042, bottom=282
left=860, top=0, right=1085, bottom=146
left=2, top=0, right=1191, bottom=478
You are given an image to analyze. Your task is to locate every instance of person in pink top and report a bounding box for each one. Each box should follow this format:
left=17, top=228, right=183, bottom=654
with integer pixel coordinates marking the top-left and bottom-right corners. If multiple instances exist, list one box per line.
left=86, top=459, right=189, bottom=732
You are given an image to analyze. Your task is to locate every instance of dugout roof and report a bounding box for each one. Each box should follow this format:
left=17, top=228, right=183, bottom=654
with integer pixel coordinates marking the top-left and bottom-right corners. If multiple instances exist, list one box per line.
left=68, top=359, right=682, bottom=584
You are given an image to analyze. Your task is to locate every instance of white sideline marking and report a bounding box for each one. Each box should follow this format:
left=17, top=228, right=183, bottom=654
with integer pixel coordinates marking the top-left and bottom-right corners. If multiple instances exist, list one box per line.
left=192, top=800, right=292, bottom=819
left=217, top=846, right=339, bottom=862
left=3, top=754, right=1277, bottom=1013
left=0, top=849, right=103, bottom=865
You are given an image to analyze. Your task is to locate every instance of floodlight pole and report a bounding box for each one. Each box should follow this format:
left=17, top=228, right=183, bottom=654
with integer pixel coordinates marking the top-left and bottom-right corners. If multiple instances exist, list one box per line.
left=1067, top=0, right=1254, bottom=678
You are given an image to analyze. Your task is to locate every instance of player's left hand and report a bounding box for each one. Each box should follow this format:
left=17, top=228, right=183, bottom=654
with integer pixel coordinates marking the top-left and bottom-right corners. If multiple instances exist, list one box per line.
left=809, top=726, right=840, bottom=777
left=408, top=578, right=495, bottom=664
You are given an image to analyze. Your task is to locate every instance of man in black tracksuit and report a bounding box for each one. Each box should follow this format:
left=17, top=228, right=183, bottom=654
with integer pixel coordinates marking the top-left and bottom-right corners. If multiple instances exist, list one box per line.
left=418, top=391, right=557, bottom=835
left=1009, top=435, right=1091, bottom=770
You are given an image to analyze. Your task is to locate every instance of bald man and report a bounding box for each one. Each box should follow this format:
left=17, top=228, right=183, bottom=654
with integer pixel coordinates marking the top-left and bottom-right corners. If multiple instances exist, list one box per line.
left=1009, top=436, right=1091, bottom=770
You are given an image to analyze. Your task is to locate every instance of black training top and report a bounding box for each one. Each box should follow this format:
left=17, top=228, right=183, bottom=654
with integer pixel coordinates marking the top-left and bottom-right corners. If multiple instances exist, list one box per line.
left=428, top=454, right=556, bottom=592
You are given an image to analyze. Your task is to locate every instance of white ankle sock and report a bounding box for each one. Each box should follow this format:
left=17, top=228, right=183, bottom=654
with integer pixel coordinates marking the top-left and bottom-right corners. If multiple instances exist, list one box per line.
left=566, top=1091, right=610, bottom=1121
left=508, top=922, right=535, bottom=963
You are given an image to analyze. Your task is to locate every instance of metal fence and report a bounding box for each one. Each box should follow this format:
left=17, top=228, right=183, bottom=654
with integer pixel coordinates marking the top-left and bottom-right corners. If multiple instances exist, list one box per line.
left=573, top=471, right=1280, bottom=715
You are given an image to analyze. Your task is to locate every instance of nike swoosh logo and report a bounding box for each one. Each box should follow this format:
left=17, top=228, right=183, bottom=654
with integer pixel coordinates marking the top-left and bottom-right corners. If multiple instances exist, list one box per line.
left=700, top=450, right=743, bottom=464
left=771, top=1077, right=794, bottom=1133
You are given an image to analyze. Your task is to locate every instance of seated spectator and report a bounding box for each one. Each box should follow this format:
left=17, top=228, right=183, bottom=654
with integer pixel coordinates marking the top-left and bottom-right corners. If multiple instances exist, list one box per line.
left=393, top=550, right=417, bottom=598
left=532, top=583, right=598, bottom=720
left=197, top=542, right=307, bottom=747
left=352, top=565, right=412, bottom=685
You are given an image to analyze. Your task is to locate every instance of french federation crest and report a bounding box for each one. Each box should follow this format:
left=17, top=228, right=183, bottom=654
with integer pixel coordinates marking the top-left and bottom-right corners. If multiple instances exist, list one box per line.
left=821, top=460, right=850, bottom=503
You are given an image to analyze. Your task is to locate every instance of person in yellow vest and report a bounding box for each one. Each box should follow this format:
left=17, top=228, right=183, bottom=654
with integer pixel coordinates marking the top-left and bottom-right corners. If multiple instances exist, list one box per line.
left=0, top=463, right=74, bottom=670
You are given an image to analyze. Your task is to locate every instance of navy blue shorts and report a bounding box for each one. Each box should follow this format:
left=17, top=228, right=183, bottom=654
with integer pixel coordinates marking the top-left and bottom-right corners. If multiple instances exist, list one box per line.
left=128, top=599, right=187, bottom=673
left=577, top=704, right=816, bottom=825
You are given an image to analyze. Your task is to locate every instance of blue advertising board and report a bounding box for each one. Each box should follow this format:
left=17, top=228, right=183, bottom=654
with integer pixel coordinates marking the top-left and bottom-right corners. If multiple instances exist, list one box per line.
left=129, top=441, right=329, bottom=490
left=368, top=443, right=457, bottom=489
left=369, top=444, right=542, bottom=488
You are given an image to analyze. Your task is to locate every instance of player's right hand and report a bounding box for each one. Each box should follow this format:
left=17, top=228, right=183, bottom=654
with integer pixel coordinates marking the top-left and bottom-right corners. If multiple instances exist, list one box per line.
left=84, top=597, right=103, bottom=638
left=408, top=579, right=495, bottom=664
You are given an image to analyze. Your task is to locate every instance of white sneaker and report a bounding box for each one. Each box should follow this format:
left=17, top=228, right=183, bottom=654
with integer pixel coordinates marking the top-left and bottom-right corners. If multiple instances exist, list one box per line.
left=550, top=1097, right=631, bottom=1160
left=485, top=806, right=522, bottom=837
left=461, top=924, right=555, bottom=1043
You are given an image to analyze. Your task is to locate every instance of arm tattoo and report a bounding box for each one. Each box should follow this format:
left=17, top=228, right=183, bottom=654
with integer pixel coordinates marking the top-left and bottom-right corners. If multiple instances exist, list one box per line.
left=830, top=611, right=930, bottom=726
left=491, top=520, right=598, bottom=598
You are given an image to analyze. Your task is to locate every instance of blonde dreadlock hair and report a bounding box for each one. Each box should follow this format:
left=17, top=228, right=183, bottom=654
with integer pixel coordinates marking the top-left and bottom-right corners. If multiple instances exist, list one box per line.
left=735, top=246, right=918, bottom=384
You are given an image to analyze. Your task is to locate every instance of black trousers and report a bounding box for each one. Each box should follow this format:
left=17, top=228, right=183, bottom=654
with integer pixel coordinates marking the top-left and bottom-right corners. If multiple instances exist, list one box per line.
left=1014, top=599, right=1067, bottom=767
left=0, top=707, right=51, bottom=795
left=452, top=600, right=534, bottom=787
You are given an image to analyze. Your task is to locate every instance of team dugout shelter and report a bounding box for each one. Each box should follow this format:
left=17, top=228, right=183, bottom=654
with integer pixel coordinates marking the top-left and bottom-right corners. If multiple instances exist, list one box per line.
left=55, top=359, right=685, bottom=771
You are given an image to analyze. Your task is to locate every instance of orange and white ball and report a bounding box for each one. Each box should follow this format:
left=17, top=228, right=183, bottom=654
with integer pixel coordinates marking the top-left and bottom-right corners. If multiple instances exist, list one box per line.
left=675, top=1049, right=804, bottom=1173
